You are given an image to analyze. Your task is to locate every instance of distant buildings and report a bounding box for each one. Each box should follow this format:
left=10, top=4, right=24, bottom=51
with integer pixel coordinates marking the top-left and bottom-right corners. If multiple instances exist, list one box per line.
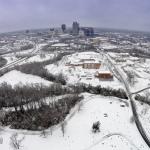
left=61, top=24, right=66, bottom=33
left=95, top=71, right=113, bottom=80
left=81, top=27, right=94, bottom=37
left=66, top=58, right=101, bottom=69
left=82, top=60, right=101, bottom=69
left=50, top=28, right=54, bottom=32
left=60, top=22, right=94, bottom=37
left=72, top=22, right=80, bottom=36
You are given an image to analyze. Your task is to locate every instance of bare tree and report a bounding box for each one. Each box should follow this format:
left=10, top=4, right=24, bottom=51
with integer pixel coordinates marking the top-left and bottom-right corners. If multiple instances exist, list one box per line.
left=78, top=101, right=83, bottom=112
left=61, top=121, right=66, bottom=137
left=145, top=91, right=150, bottom=102
left=126, top=71, right=135, bottom=86
left=0, top=110, right=5, bottom=133
left=0, top=137, right=3, bottom=144
left=10, top=133, right=25, bottom=150
left=40, top=130, right=48, bottom=138
left=50, top=127, right=53, bottom=136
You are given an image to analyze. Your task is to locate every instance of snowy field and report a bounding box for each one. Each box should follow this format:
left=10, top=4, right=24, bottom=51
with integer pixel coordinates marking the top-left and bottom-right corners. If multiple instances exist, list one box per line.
left=0, top=93, right=148, bottom=150
left=0, top=70, right=52, bottom=87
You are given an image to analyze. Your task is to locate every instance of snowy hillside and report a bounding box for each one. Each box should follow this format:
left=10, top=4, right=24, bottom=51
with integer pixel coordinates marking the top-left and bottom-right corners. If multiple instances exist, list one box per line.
left=0, top=94, right=148, bottom=150
left=0, top=70, right=52, bottom=87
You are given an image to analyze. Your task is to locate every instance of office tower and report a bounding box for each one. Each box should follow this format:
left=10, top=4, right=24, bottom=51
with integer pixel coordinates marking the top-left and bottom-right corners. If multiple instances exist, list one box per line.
left=61, top=24, right=66, bottom=33
left=72, top=22, right=80, bottom=35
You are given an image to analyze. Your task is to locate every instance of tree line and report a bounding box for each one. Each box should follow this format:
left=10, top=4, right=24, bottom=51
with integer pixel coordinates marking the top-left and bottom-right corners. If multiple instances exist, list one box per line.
left=0, top=82, right=72, bottom=110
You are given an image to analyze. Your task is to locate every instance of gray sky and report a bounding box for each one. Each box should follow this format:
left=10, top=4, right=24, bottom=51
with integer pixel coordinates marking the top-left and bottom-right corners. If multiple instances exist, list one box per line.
left=0, top=0, right=150, bottom=32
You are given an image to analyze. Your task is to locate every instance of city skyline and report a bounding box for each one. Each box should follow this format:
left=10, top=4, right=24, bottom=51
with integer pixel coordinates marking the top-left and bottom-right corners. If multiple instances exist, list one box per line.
left=0, top=0, right=150, bottom=33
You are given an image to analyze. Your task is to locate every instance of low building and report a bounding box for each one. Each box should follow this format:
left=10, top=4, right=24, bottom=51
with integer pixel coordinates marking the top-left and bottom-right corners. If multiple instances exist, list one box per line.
left=115, top=57, right=126, bottom=63
left=119, top=53, right=130, bottom=58
left=95, top=71, right=113, bottom=80
left=83, top=61, right=101, bottom=69
left=65, top=62, right=83, bottom=67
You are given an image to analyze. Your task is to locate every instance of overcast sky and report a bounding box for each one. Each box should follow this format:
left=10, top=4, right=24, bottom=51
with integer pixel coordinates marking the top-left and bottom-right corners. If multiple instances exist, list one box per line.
left=0, top=0, right=150, bottom=33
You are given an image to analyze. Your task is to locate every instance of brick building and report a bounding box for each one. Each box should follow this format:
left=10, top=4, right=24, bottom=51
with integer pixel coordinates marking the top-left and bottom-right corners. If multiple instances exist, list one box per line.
left=95, top=71, right=113, bottom=79
left=83, top=62, right=101, bottom=69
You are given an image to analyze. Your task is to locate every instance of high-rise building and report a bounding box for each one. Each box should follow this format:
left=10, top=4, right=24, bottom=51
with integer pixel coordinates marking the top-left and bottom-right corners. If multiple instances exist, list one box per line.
left=61, top=24, right=66, bottom=33
left=72, top=22, right=80, bottom=35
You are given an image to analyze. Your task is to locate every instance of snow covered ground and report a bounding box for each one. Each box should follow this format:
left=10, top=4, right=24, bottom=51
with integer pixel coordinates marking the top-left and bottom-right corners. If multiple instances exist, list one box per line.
left=3, top=56, right=18, bottom=64
left=136, top=100, right=150, bottom=142
left=26, top=54, right=54, bottom=63
left=108, top=52, right=150, bottom=93
left=45, top=52, right=123, bottom=90
left=51, top=43, right=68, bottom=47
left=0, top=70, right=52, bottom=87
left=0, top=93, right=148, bottom=150
left=100, top=43, right=117, bottom=50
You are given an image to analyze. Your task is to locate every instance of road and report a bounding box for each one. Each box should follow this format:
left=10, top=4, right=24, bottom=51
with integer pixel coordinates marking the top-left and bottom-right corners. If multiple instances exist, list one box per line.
left=96, top=48, right=150, bottom=148
left=132, top=87, right=150, bottom=95
left=0, top=43, right=40, bottom=72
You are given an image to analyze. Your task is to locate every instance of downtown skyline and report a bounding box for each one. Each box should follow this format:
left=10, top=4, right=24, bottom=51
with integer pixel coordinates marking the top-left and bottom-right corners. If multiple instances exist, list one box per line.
left=0, top=0, right=150, bottom=33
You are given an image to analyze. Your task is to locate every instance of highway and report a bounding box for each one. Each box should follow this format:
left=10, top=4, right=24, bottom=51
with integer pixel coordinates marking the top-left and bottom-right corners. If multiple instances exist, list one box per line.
left=96, top=48, right=150, bottom=148
left=0, top=43, right=40, bottom=72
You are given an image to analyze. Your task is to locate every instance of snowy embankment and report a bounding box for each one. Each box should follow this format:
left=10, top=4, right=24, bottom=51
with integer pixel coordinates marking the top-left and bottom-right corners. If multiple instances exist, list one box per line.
left=26, top=54, right=54, bottom=63
left=2, top=56, right=18, bottom=65
left=0, top=70, right=52, bottom=87
left=112, top=55, right=150, bottom=94
left=121, top=65, right=150, bottom=93
left=0, top=93, right=148, bottom=150
left=136, top=101, right=150, bottom=140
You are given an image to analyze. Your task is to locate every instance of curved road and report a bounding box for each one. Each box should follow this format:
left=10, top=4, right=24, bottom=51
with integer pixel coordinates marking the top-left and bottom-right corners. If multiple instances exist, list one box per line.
left=104, top=51, right=150, bottom=148
left=132, top=87, right=150, bottom=95
left=0, top=42, right=40, bottom=72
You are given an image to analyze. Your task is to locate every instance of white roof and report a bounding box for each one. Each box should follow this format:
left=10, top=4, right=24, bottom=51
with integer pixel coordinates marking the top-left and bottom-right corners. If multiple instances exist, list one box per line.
left=97, top=70, right=112, bottom=74
left=83, top=60, right=100, bottom=64
left=51, top=43, right=68, bottom=47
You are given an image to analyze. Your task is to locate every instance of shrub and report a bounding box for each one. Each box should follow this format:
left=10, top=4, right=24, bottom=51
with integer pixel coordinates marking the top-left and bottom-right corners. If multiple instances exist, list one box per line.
left=92, top=121, right=100, bottom=133
left=71, top=84, right=128, bottom=99
left=0, top=57, right=7, bottom=68
left=20, top=44, right=34, bottom=50
left=135, top=94, right=150, bottom=105
left=10, top=133, right=25, bottom=150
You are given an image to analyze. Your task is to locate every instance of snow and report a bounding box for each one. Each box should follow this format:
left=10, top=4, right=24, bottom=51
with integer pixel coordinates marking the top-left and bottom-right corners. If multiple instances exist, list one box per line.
left=0, top=94, right=148, bottom=150
left=107, top=52, right=150, bottom=93
left=51, top=43, right=68, bottom=47
left=100, top=44, right=117, bottom=50
left=24, top=54, right=54, bottom=63
left=3, top=56, right=18, bottom=64
left=15, top=48, right=34, bottom=55
left=45, top=52, right=123, bottom=90
left=0, top=70, right=52, bottom=87
left=136, top=101, right=150, bottom=141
